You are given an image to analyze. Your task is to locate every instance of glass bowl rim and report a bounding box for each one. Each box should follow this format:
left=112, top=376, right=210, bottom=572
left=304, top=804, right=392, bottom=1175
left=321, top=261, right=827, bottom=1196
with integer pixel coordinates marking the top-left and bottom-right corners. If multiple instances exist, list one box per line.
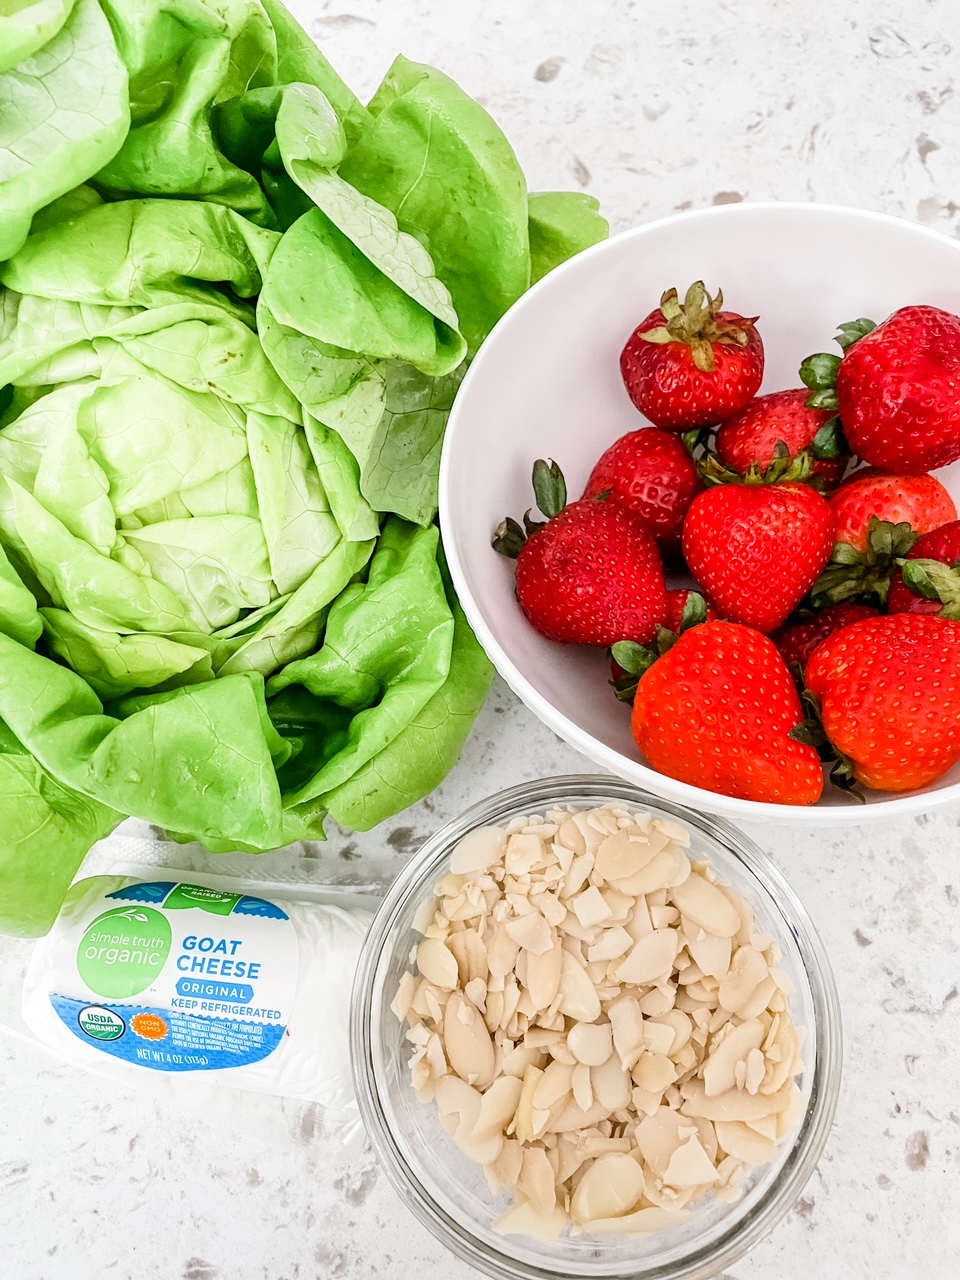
left=351, top=774, right=843, bottom=1280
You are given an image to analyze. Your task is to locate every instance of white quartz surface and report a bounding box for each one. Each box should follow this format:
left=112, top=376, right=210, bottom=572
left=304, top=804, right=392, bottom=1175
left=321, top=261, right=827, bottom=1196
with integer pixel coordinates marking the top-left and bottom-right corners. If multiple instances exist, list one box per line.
left=4, top=2, right=960, bottom=1277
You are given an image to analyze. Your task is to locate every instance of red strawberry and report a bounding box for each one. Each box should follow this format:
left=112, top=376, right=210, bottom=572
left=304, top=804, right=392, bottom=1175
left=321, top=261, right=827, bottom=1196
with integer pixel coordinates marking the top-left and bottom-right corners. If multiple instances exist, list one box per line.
left=493, top=460, right=667, bottom=646
left=805, top=613, right=960, bottom=791
left=888, top=520, right=960, bottom=619
left=713, top=389, right=849, bottom=489
left=583, top=429, right=701, bottom=557
left=772, top=603, right=879, bottom=674
left=609, top=590, right=716, bottom=702
left=620, top=282, right=764, bottom=431
left=681, top=482, right=835, bottom=632
left=829, top=468, right=955, bottom=554
left=801, top=308, right=960, bottom=473
left=631, top=621, right=824, bottom=805
left=811, top=470, right=957, bottom=608
left=664, top=588, right=722, bottom=632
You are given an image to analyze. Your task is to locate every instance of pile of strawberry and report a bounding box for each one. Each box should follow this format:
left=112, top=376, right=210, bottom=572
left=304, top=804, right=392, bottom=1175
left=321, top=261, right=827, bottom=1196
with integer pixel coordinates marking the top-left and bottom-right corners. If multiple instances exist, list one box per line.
left=493, top=283, right=960, bottom=806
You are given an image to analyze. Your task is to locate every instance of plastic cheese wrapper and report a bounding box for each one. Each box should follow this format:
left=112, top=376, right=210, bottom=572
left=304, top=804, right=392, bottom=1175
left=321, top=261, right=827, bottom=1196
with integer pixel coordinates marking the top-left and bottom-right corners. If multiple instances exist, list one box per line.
left=20, top=867, right=374, bottom=1147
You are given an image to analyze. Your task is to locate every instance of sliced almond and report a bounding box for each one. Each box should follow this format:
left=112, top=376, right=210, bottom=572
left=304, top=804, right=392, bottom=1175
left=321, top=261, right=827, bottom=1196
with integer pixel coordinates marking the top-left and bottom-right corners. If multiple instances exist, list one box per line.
left=570, top=1153, right=645, bottom=1225
left=519, top=1146, right=557, bottom=1217
left=616, top=929, right=679, bottom=986
left=608, top=996, right=645, bottom=1071
left=391, top=970, right=417, bottom=1022
left=636, top=1107, right=693, bottom=1176
left=572, top=1062, right=593, bottom=1112
left=550, top=1097, right=613, bottom=1134
left=587, top=926, right=633, bottom=963
left=685, top=928, right=732, bottom=982
left=718, top=945, right=769, bottom=1013
left=539, top=892, right=567, bottom=928
left=775, top=1081, right=806, bottom=1139
left=702, top=1018, right=765, bottom=1097
left=663, top=1135, right=720, bottom=1187
left=592, top=1054, right=632, bottom=1112
left=487, top=926, right=521, bottom=978
left=594, top=828, right=660, bottom=883
left=510, top=1064, right=545, bottom=1141
left=670, top=873, right=741, bottom=938
left=583, top=1206, right=691, bottom=1235
left=448, top=928, right=488, bottom=986
left=736, top=976, right=779, bottom=1022
left=416, top=937, right=459, bottom=990
left=494, top=1198, right=566, bottom=1241
left=533, top=1059, right=574, bottom=1111
left=626, top=897, right=653, bottom=941
left=505, top=833, right=545, bottom=876
left=611, top=847, right=684, bottom=897
left=486, top=1137, right=524, bottom=1195
left=651, top=1010, right=693, bottom=1058
left=464, top=976, right=487, bottom=1012
left=638, top=985, right=677, bottom=1017
left=714, top=1119, right=779, bottom=1165
left=641, top=1020, right=676, bottom=1057
left=444, top=992, right=496, bottom=1088
left=680, top=1078, right=796, bottom=1123
left=600, top=887, right=634, bottom=920
left=568, top=1021, right=613, bottom=1067
left=557, top=817, right=586, bottom=856
left=558, top=951, right=602, bottom=1022
left=634, top=1051, right=680, bottom=1097
left=450, top=825, right=506, bottom=874
left=572, top=885, right=613, bottom=927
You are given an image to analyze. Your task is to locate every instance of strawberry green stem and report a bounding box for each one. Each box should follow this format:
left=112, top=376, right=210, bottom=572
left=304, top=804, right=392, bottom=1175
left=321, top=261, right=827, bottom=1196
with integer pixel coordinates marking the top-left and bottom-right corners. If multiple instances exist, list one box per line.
left=640, top=282, right=758, bottom=374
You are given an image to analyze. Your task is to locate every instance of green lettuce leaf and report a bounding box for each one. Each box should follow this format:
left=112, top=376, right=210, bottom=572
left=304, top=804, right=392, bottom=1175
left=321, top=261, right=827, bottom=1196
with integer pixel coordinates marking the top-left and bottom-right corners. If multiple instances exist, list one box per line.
left=0, top=729, right=120, bottom=938
left=94, top=0, right=277, bottom=224
left=267, top=518, right=492, bottom=828
left=0, top=0, right=75, bottom=75
left=0, top=0, right=129, bottom=261
left=271, top=82, right=461, bottom=335
left=528, top=191, right=609, bottom=283
left=340, top=56, right=530, bottom=351
left=320, top=556, right=495, bottom=830
left=259, top=0, right=371, bottom=146
left=259, top=206, right=464, bottom=377
left=1, top=198, right=279, bottom=308
left=0, top=540, right=41, bottom=647
left=0, top=632, right=286, bottom=849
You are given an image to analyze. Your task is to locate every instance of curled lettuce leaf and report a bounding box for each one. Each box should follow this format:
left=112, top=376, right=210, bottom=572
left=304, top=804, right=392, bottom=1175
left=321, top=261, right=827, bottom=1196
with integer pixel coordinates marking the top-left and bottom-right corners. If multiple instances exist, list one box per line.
left=0, top=0, right=129, bottom=261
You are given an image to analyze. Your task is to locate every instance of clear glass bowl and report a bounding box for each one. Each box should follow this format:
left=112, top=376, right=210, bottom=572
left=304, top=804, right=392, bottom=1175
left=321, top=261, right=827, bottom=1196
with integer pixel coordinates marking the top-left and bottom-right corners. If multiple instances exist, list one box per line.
left=351, top=776, right=842, bottom=1280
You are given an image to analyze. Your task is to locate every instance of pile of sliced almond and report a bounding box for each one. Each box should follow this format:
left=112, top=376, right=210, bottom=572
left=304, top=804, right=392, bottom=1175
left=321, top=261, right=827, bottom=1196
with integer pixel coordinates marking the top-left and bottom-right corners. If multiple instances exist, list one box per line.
left=391, top=805, right=805, bottom=1240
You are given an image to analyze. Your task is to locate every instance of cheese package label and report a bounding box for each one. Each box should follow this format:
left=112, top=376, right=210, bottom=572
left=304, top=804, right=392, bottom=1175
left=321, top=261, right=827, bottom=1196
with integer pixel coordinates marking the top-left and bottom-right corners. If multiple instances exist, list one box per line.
left=43, top=879, right=299, bottom=1072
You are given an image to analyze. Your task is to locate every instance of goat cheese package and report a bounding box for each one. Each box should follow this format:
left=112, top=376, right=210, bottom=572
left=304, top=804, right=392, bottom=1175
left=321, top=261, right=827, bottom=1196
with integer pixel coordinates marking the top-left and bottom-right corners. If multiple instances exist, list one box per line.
left=22, top=873, right=373, bottom=1121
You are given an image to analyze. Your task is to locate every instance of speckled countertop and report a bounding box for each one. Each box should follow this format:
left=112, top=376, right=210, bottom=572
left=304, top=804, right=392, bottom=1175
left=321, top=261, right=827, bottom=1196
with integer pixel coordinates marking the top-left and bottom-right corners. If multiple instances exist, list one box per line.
left=4, top=2, right=960, bottom=1278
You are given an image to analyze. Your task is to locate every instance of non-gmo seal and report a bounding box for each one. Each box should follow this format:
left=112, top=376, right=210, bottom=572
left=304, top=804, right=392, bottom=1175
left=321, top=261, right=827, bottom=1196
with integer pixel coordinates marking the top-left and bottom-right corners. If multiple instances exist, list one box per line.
left=77, top=1006, right=125, bottom=1042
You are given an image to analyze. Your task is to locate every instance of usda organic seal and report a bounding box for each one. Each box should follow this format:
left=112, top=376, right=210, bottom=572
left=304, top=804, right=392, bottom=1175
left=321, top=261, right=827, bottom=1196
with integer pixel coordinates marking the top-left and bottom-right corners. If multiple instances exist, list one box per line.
left=77, top=1006, right=125, bottom=1042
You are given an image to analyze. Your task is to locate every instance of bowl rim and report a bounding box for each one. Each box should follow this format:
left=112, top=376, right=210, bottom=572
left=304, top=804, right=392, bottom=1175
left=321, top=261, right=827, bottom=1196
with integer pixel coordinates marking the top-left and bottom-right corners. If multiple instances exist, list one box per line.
left=439, top=200, right=960, bottom=825
left=351, top=774, right=843, bottom=1280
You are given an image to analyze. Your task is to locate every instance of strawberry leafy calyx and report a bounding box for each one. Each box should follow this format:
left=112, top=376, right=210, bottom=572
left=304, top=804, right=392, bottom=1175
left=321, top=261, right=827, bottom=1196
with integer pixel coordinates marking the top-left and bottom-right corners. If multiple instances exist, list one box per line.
left=493, top=458, right=572, bottom=559
left=697, top=438, right=820, bottom=489
left=799, top=317, right=877, bottom=412
left=639, top=282, right=758, bottom=374
left=788, top=690, right=865, bottom=801
left=901, top=557, right=960, bottom=621
left=609, top=593, right=710, bottom=702
left=811, top=516, right=918, bottom=608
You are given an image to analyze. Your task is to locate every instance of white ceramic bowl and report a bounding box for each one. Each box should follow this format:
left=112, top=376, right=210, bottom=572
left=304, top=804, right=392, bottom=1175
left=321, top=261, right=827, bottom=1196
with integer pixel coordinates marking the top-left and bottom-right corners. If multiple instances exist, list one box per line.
left=440, top=202, right=960, bottom=825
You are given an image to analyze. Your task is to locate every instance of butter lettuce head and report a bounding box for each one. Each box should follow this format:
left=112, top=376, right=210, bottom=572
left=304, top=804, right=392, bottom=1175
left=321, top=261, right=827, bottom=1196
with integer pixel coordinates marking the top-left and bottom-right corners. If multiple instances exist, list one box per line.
left=0, top=0, right=606, bottom=936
